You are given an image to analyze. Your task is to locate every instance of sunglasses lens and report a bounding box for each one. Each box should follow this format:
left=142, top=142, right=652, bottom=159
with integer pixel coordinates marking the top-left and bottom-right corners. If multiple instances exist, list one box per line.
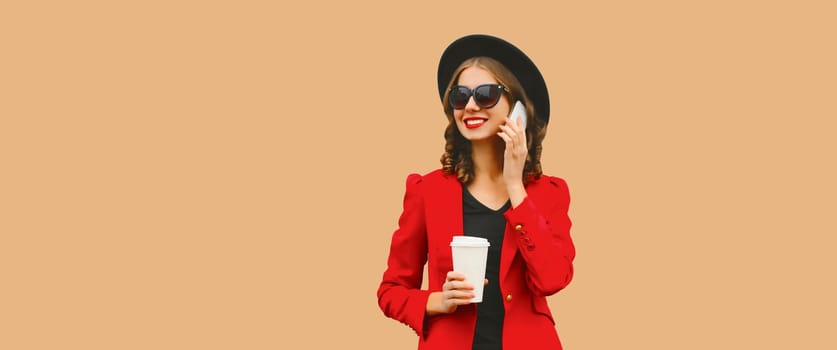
left=449, top=86, right=470, bottom=109
left=449, top=84, right=504, bottom=109
left=474, top=85, right=501, bottom=108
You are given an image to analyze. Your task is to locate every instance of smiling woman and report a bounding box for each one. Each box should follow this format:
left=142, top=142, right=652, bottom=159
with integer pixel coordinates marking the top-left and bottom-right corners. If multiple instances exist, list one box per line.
left=440, top=56, right=547, bottom=187
left=377, top=34, right=576, bottom=350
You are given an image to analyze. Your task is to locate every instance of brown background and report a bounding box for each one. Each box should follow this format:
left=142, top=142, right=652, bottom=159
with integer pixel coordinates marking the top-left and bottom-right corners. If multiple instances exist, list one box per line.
left=2, top=1, right=835, bottom=349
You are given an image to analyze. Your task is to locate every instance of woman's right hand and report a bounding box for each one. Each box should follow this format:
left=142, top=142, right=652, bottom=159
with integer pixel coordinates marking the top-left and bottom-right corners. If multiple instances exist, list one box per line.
left=425, top=271, right=475, bottom=316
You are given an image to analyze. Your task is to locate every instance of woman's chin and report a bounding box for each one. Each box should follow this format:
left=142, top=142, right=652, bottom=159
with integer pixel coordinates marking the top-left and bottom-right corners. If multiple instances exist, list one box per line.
left=458, top=127, right=498, bottom=142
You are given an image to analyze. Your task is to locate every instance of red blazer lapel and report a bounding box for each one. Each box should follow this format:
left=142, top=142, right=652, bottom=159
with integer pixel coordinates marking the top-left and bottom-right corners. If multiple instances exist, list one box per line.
left=423, top=171, right=464, bottom=252
left=499, top=206, right=519, bottom=284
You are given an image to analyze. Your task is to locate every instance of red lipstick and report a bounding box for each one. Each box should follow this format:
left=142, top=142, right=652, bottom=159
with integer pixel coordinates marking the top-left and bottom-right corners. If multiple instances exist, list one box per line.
left=463, top=117, right=487, bottom=129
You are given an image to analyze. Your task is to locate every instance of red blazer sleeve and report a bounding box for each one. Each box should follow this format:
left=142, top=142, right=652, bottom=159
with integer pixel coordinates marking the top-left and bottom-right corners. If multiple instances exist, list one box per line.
left=377, top=173, right=431, bottom=336
left=503, top=176, right=575, bottom=296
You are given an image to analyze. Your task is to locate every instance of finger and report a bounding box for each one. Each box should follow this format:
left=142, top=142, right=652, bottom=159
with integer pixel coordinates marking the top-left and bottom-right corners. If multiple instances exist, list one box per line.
left=445, top=290, right=476, bottom=300
left=504, top=118, right=525, bottom=145
left=499, top=121, right=517, bottom=138
left=505, top=117, right=520, bottom=134
left=448, top=297, right=473, bottom=306
left=500, top=125, right=520, bottom=149
left=502, top=128, right=525, bottom=153
left=447, top=281, right=474, bottom=291
left=484, top=279, right=489, bottom=286
left=444, top=280, right=462, bottom=291
left=447, top=271, right=467, bottom=281
left=497, top=131, right=512, bottom=143
left=498, top=128, right=515, bottom=143
left=505, top=117, right=525, bottom=139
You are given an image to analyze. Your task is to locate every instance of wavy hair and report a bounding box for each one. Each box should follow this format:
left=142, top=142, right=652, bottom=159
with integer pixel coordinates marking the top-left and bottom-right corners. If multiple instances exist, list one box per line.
left=440, top=57, right=548, bottom=185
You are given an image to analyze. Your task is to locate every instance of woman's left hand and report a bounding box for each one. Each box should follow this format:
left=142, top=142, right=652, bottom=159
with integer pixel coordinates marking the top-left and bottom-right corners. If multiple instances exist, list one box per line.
left=497, top=117, right=527, bottom=185
left=498, top=117, right=529, bottom=207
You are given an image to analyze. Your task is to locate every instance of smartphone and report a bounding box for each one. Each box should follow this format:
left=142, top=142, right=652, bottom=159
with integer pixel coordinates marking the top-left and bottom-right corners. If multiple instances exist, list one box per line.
left=509, top=100, right=527, bottom=130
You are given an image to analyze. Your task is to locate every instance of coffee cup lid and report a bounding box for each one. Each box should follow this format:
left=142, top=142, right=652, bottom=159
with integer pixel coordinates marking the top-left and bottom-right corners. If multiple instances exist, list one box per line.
left=450, top=236, right=490, bottom=247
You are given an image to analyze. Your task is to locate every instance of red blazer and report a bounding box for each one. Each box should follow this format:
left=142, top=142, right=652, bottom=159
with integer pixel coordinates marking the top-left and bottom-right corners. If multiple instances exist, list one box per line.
left=378, top=169, right=575, bottom=350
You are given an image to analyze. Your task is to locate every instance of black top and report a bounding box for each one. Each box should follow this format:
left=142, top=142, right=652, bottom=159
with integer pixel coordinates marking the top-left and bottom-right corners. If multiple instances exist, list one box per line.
left=463, top=186, right=510, bottom=350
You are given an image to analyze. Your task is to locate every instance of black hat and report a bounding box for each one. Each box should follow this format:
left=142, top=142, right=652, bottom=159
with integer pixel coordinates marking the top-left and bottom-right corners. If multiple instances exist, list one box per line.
left=437, top=34, right=550, bottom=124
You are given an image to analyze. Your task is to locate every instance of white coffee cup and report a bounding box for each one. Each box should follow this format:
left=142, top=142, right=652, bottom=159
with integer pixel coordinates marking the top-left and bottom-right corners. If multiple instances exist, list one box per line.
left=450, top=236, right=490, bottom=303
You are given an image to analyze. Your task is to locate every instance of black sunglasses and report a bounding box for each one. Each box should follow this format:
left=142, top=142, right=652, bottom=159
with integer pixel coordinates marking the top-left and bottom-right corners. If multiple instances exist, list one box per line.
left=448, top=84, right=509, bottom=109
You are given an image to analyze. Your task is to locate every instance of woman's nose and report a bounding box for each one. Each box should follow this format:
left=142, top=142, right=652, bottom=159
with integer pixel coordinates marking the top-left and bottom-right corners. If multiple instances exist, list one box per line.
left=464, top=95, right=481, bottom=111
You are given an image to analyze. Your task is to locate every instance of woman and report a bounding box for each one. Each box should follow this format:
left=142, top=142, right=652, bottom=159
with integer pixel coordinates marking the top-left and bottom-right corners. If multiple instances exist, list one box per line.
left=377, top=34, right=576, bottom=350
